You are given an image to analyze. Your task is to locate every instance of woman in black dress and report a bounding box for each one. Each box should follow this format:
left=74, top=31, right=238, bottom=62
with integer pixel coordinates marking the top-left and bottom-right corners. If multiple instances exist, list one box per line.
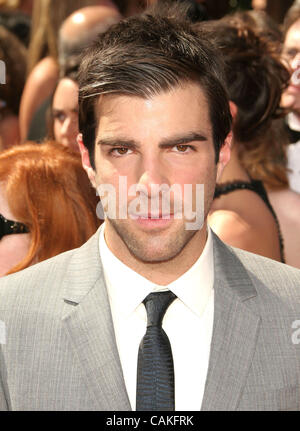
left=194, top=15, right=290, bottom=263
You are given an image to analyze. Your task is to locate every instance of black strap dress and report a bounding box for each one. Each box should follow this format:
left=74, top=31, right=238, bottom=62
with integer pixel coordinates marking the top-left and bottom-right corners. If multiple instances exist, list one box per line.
left=214, top=179, right=285, bottom=263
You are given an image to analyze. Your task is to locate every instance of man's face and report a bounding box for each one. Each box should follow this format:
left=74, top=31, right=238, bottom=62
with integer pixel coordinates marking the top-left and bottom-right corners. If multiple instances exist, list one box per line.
left=82, top=82, right=230, bottom=263
left=282, top=19, right=300, bottom=114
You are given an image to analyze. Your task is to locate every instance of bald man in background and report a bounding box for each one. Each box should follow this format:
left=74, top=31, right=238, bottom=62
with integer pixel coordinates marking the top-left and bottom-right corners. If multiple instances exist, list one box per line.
left=21, top=3, right=122, bottom=142
left=58, top=5, right=121, bottom=74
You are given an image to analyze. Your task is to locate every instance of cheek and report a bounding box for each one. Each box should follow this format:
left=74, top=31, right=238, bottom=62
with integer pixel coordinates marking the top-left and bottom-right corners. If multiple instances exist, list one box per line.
left=182, top=162, right=217, bottom=205
left=0, top=234, right=31, bottom=276
left=94, top=152, right=136, bottom=186
left=70, top=122, right=79, bottom=138
left=175, top=156, right=217, bottom=187
left=94, top=161, right=121, bottom=195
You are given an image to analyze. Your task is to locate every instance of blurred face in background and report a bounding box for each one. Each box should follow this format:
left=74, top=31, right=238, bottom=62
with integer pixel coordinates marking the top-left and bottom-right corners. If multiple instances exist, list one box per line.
left=282, top=19, right=300, bottom=115
left=251, top=0, right=267, bottom=11
left=0, top=185, right=31, bottom=277
left=52, top=77, right=79, bottom=152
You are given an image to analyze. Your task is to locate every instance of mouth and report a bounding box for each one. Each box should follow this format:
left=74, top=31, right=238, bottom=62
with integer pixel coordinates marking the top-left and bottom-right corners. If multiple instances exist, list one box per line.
left=138, top=213, right=174, bottom=219
left=288, top=83, right=300, bottom=93
left=131, top=213, right=175, bottom=229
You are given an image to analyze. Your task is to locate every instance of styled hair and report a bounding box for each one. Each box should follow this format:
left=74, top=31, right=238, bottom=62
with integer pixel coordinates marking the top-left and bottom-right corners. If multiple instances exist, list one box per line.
left=0, top=141, right=101, bottom=275
left=78, top=11, right=232, bottom=168
left=113, top=0, right=209, bottom=20
left=227, top=10, right=283, bottom=46
left=195, top=18, right=290, bottom=189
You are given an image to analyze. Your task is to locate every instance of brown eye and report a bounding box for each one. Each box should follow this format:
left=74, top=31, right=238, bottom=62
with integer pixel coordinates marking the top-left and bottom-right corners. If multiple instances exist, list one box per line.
left=116, top=147, right=128, bottom=155
left=176, top=145, right=188, bottom=152
left=109, top=147, right=132, bottom=157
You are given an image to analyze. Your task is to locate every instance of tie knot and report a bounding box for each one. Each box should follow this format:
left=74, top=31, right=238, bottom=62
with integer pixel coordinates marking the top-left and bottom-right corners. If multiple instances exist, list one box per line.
left=143, top=291, right=176, bottom=327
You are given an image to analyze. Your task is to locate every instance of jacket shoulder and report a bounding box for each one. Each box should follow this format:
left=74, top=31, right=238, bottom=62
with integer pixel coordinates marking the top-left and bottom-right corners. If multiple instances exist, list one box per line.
left=0, top=248, right=76, bottom=304
left=0, top=229, right=102, bottom=307
left=212, top=231, right=300, bottom=307
left=230, top=244, right=300, bottom=308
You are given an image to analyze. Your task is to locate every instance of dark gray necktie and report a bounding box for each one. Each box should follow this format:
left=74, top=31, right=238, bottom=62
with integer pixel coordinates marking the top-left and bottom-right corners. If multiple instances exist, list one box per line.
left=136, top=290, right=177, bottom=411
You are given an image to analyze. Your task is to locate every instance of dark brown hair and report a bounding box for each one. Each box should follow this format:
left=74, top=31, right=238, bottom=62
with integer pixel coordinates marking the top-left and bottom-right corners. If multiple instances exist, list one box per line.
left=195, top=18, right=290, bottom=188
left=78, top=11, right=232, bottom=168
left=196, top=19, right=290, bottom=141
left=227, top=10, right=283, bottom=46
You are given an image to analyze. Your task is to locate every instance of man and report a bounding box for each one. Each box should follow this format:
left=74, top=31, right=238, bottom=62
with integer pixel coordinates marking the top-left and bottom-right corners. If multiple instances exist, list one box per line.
left=0, top=10, right=300, bottom=411
left=282, top=1, right=300, bottom=193
left=23, top=4, right=121, bottom=142
left=58, top=5, right=122, bottom=75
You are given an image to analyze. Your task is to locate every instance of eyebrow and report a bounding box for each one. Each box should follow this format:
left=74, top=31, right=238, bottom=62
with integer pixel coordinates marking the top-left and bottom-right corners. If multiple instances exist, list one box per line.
left=97, top=138, right=137, bottom=149
left=96, top=132, right=208, bottom=149
left=159, top=132, right=208, bottom=148
left=52, top=108, right=79, bottom=114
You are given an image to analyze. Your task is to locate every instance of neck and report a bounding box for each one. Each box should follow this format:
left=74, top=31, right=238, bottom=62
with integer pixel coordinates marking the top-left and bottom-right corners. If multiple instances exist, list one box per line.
left=218, top=143, right=250, bottom=183
left=103, top=222, right=207, bottom=285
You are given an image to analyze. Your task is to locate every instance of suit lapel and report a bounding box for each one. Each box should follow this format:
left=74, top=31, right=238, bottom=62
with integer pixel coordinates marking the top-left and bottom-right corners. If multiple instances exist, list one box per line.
left=201, top=233, right=261, bottom=411
left=60, top=226, right=261, bottom=411
left=61, top=227, right=131, bottom=411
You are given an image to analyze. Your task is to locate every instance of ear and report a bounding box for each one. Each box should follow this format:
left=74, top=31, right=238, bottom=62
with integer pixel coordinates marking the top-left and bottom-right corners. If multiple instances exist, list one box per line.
left=216, top=130, right=232, bottom=182
left=215, top=101, right=236, bottom=182
left=77, top=133, right=97, bottom=188
left=229, top=100, right=238, bottom=121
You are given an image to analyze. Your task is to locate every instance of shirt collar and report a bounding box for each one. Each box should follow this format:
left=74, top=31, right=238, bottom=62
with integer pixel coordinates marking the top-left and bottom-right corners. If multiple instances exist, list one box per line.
left=99, top=223, right=214, bottom=319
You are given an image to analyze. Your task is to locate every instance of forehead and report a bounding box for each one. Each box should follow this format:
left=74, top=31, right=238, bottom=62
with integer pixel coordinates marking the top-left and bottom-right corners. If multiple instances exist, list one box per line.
left=285, top=19, right=300, bottom=46
left=95, top=82, right=212, bottom=140
left=53, top=78, right=78, bottom=107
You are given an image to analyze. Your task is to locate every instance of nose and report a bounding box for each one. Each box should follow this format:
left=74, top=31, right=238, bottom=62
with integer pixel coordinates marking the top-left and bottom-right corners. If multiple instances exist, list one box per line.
left=136, top=154, right=169, bottom=197
left=61, top=117, right=72, bottom=137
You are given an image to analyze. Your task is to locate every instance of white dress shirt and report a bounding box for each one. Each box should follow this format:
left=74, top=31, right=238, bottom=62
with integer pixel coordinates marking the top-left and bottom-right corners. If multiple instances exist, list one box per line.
left=99, top=224, right=215, bottom=411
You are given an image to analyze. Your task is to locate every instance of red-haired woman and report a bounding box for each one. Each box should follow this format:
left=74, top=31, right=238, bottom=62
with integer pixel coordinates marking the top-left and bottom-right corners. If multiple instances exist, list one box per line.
left=0, top=141, right=101, bottom=276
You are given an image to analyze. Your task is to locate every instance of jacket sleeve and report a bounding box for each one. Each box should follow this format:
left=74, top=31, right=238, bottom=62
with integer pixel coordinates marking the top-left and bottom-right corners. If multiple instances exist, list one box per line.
left=0, top=385, right=8, bottom=410
left=0, top=368, right=8, bottom=410
left=0, top=346, right=9, bottom=411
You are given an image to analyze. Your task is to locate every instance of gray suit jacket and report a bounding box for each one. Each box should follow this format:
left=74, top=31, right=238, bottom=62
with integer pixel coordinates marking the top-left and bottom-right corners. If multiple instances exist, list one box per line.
left=0, top=228, right=299, bottom=411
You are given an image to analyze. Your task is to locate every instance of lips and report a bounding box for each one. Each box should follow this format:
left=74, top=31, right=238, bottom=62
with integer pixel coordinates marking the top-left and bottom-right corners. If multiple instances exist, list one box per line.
left=138, top=213, right=173, bottom=219
left=133, top=214, right=175, bottom=230
left=288, top=83, right=300, bottom=92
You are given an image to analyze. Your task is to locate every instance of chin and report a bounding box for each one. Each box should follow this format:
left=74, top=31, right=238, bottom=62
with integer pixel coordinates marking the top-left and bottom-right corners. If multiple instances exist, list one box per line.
left=118, top=222, right=197, bottom=263
left=127, top=244, right=183, bottom=264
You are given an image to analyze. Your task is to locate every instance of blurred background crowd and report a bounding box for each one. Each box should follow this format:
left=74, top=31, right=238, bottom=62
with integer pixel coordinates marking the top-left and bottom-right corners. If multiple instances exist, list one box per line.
left=0, top=0, right=300, bottom=276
